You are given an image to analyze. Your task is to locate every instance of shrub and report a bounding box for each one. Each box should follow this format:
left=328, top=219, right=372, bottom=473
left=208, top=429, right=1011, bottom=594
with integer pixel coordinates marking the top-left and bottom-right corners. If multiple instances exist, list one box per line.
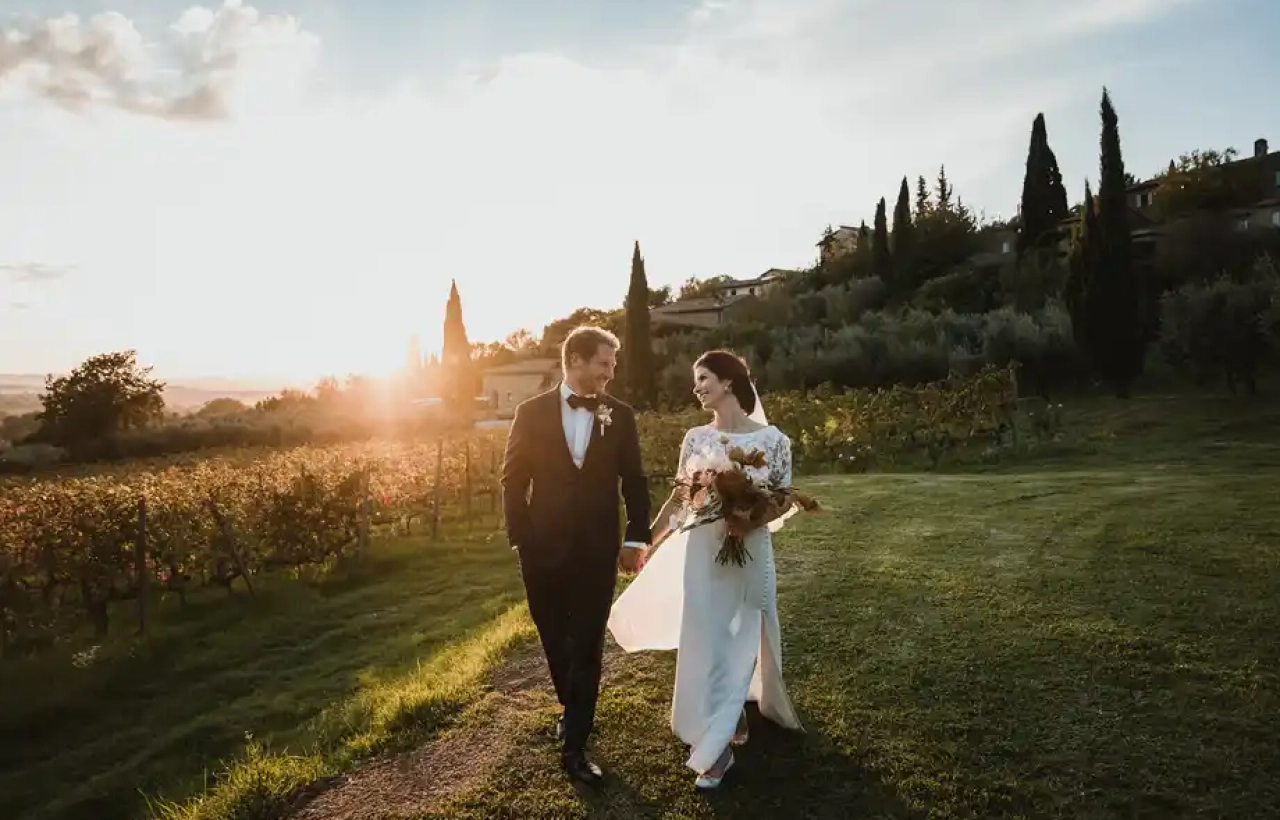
left=1159, top=255, right=1280, bottom=394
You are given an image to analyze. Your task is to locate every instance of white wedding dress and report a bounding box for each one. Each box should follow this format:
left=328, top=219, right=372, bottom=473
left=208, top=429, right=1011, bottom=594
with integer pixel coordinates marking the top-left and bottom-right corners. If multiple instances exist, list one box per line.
left=607, top=423, right=803, bottom=773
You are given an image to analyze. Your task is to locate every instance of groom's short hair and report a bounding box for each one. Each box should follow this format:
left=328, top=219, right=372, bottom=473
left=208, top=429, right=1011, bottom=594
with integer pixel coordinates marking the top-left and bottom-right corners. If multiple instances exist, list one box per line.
left=562, top=325, right=620, bottom=369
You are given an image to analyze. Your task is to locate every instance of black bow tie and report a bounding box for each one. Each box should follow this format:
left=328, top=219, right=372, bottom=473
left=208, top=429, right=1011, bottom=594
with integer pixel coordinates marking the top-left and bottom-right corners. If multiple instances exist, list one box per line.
left=566, top=394, right=600, bottom=412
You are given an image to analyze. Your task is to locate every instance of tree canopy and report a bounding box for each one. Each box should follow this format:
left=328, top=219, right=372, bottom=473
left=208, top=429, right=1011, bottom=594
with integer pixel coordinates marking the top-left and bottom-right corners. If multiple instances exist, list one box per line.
left=37, top=350, right=165, bottom=451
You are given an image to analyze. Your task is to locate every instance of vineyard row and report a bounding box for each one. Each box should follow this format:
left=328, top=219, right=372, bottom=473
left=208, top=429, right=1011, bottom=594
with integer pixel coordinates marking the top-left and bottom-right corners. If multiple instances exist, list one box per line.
left=0, top=365, right=1019, bottom=655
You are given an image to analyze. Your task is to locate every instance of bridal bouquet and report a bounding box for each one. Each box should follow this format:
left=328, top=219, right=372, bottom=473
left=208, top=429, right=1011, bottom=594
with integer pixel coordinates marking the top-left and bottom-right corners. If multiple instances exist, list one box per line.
left=674, top=441, right=820, bottom=567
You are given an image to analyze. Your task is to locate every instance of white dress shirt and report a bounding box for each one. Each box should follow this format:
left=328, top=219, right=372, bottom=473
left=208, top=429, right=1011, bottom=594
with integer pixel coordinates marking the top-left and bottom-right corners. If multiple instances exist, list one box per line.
left=559, top=382, right=646, bottom=550
left=559, top=381, right=595, bottom=469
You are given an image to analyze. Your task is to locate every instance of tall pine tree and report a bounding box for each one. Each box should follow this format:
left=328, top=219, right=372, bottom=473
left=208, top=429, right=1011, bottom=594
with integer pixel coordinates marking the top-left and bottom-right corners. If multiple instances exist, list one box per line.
left=872, top=197, right=892, bottom=283
left=935, top=166, right=954, bottom=213
left=915, top=176, right=932, bottom=220
left=891, top=177, right=914, bottom=294
left=624, top=240, right=656, bottom=408
left=1016, top=113, right=1070, bottom=255
left=441, top=280, right=472, bottom=411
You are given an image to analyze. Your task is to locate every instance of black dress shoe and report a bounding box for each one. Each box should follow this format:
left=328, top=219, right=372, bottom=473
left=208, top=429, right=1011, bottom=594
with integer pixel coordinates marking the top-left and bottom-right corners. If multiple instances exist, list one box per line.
left=562, top=751, right=604, bottom=785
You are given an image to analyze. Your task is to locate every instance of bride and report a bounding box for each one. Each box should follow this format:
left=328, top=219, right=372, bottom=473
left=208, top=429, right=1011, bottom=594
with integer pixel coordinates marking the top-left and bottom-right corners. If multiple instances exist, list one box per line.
left=607, top=350, right=803, bottom=790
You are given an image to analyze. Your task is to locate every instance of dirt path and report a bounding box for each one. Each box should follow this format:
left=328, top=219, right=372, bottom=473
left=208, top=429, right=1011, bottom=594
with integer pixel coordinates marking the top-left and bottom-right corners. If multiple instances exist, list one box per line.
left=288, top=642, right=621, bottom=819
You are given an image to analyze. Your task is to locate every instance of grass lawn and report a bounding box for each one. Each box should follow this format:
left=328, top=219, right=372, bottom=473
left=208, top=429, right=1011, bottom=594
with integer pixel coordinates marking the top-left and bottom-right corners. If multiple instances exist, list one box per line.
left=0, top=527, right=532, bottom=820
left=415, top=394, right=1280, bottom=819
left=5, top=392, right=1280, bottom=819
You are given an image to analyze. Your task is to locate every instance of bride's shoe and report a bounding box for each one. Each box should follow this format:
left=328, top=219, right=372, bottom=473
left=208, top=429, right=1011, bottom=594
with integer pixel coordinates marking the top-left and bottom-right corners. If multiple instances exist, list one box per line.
left=694, top=750, right=735, bottom=790
left=731, top=709, right=749, bottom=746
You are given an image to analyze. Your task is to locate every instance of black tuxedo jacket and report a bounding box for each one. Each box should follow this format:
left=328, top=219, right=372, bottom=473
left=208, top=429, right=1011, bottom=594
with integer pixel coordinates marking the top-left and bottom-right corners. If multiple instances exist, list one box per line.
left=501, top=388, right=650, bottom=564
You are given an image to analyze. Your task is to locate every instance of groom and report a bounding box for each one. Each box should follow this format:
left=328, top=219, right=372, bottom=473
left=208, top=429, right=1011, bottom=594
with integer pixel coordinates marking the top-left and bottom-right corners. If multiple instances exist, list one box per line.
left=501, top=325, right=651, bottom=785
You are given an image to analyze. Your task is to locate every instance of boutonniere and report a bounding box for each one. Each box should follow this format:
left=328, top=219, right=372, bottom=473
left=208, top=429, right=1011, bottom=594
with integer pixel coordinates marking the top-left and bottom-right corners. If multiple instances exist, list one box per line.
left=595, top=404, right=613, bottom=435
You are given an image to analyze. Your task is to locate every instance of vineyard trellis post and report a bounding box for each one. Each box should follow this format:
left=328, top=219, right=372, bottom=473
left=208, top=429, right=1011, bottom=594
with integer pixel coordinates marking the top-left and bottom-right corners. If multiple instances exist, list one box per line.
left=135, top=497, right=148, bottom=636
left=431, top=438, right=443, bottom=541
left=357, top=472, right=371, bottom=560
left=0, top=574, right=11, bottom=659
left=489, top=446, right=499, bottom=520
left=464, top=440, right=473, bottom=531
left=1010, top=363, right=1022, bottom=450
left=205, top=498, right=255, bottom=598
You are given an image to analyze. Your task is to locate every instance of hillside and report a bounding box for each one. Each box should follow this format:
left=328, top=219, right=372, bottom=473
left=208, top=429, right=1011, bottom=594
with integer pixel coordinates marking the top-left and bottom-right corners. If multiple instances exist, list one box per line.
left=1, top=391, right=1277, bottom=820
left=0, top=374, right=284, bottom=417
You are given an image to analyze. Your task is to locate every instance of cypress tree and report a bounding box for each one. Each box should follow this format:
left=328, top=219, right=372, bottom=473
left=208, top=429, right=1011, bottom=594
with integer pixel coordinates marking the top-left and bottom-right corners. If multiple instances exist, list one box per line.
left=848, top=220, right=873, bottom=280
left=624, top=240, right=656, bottom=408
left=1067, top=90, right=1145, bottom=397
left=1065, top=183, right=1100, bottom=355
left=891, top=176, right=914, bottom=293
left=1017, top=113, right=1071, bottom=255
left=872, top=197, right=892, bottom=283
left=441, top=280, right=472, bottom=412
left=1095, top=88, right=1144, bottom=397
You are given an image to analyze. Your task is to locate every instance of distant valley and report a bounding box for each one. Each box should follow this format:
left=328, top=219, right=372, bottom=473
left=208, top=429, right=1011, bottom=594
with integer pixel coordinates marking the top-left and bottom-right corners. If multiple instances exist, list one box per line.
left=0, top=374, right=286, bottom=416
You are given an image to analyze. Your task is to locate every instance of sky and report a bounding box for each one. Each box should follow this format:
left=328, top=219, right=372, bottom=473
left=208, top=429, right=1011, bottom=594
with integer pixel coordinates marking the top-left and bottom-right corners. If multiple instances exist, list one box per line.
left=1, top=0, right=1278, bottom=384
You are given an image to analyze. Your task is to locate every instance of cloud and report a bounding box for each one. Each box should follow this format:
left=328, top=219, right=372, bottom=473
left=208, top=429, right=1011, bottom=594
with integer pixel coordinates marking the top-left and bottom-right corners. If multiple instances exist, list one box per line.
left=9, top=300, right=31, bottom=310
left=0, top=262, right=75, bottom=282
left=0, top=0, right=1208, bottom=376
left=0, top=0, right=318, bottom=120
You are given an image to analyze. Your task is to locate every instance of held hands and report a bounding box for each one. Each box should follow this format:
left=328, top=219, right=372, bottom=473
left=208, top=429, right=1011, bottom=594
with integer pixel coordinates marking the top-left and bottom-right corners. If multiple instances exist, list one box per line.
left=618, top=545, right=649, bottom=575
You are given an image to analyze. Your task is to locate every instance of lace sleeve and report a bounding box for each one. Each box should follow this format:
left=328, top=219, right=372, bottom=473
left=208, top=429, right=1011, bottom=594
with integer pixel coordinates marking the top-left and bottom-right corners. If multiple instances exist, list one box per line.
left=677, top=428, right=698, bottom=479
left=768, top=431, right=793, bottom=486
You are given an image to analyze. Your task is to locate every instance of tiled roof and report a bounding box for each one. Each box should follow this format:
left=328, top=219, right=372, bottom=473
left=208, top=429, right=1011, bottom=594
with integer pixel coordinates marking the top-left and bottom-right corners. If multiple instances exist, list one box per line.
left=484, top=358, right=559, bottom=374
left=652, top=295, right=749, bottom=314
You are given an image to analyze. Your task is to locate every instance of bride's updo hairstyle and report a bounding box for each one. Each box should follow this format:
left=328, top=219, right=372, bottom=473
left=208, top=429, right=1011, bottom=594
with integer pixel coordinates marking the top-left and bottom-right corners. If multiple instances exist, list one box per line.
left=694, top=350, right=757, bottom=415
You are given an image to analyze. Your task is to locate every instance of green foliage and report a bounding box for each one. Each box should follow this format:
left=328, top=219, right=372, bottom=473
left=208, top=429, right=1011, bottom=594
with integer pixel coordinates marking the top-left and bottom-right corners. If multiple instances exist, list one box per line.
left=1016, top=113, right=1070, bottom=254
left=1159, top=256, right=1280, bottom=394
left=1153, top=212, right=1280, bottom=292
left=623, top=241, right=657, bottom=408
left=442, top=282, right=470, bottom=365
left=640, top=365, right=1018, bottom=475
left=677, top=275, right=732, bottom=300
left=0, top=412, right=40, bottom=447
left=1153, top=147, right=1262, bottom=219
left=656, top=302, right=1076, bottom=405
left=1002, top=253, right=1070, bottom=312
left=441, top=402, right=1280, bottom=818
left=890, top=177, right=914, bottom=294
left=1094, top=88, right=1145, bottom=396
left=909, top=166, right=982, bottom=287
left=0, top=543, right=532, bottom=820
left=1065, top=183, right=1100, bottom=352
left=914, top=175, right=931, bottom=220
left=0, top=433, right=507, bottom=650
left=647, top=284, right=673, bottom=308
left=36, top=351, right=166, bottom=455
left=441, top=282, right=473, bottom=414
left=1067, top=89, right=1145, bottom=397
left=196, top=398, right=249, bottom=419
left=913, top=267, right=1001, bottom=314
left=817, top=222, right=872, bottom=286
left=872, top=197, right=892, bottom=282
left=539, top=307, right=623, bottom=353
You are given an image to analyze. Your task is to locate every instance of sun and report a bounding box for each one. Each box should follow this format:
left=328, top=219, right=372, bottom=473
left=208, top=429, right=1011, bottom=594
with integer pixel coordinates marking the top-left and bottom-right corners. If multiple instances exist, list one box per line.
left=275, top=318, right=436, bottom=386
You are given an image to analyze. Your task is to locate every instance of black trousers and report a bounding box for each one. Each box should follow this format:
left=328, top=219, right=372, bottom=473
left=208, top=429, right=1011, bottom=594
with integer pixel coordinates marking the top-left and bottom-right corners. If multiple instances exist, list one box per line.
left=519, top=548, right=617, bottom=755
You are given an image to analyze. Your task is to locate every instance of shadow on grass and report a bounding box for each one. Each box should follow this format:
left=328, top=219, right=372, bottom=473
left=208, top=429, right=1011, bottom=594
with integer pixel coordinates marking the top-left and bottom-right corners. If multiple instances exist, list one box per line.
left=423, top=649, right=920, bottom=820
left=0, top=531, right=529, bottom=820
left=772, top=466, right=1280, bottom=819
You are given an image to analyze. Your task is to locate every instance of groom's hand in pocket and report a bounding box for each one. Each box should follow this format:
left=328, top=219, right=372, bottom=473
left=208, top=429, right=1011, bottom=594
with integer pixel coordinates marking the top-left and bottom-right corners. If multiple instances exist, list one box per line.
left=618, top=545, right=647, bottom=575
